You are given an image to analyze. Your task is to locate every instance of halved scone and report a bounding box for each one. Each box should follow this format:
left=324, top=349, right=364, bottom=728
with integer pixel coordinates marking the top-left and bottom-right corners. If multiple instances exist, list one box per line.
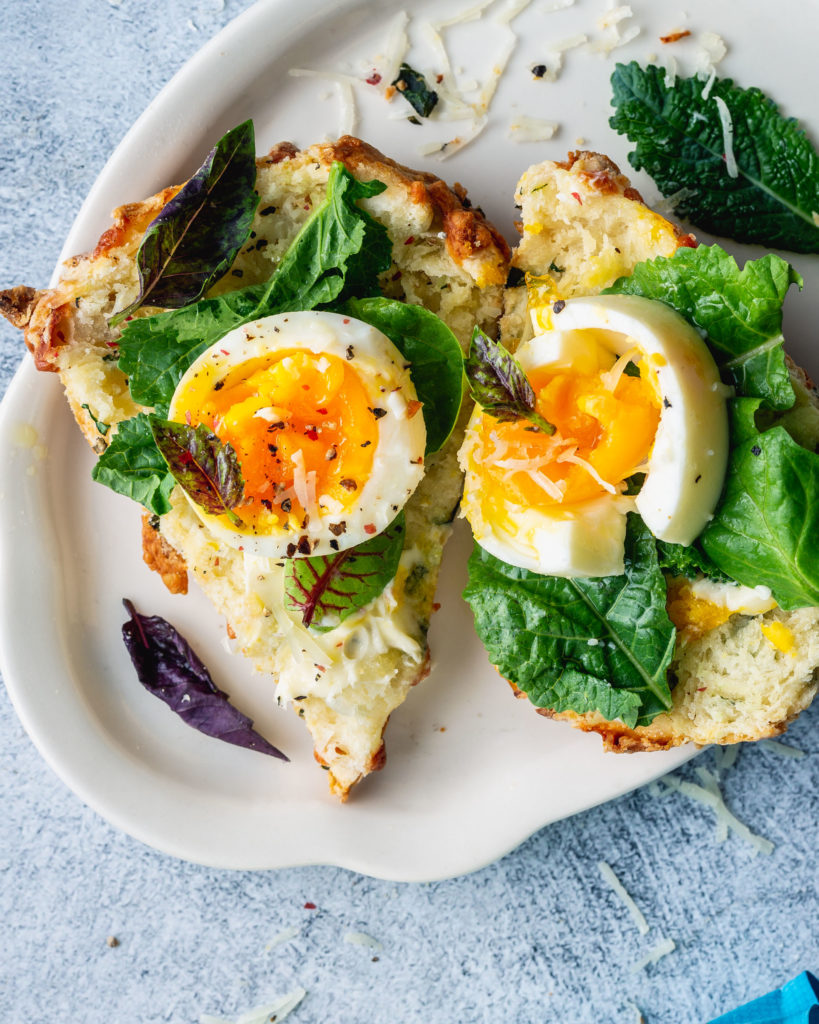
left=470, top=151, right=819, bottom=751
left=3, top=135, right=510, bottom=798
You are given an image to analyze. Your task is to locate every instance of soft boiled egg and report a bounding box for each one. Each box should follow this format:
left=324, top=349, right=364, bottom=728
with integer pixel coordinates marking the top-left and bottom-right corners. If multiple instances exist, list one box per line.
left=168, top=310, right=426, bottom=558
left=459, top=294, right=729, bottom=577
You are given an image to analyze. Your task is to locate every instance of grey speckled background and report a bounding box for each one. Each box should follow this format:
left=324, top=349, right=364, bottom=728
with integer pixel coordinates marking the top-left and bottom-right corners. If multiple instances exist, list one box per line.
left=1, top=2, right=818, bottom=1023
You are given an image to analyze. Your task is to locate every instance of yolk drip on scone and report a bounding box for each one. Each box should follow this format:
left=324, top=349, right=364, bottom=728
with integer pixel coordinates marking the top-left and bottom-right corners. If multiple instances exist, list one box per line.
left=459, top=294, right=729, bottom=578
left=168, top=310, right=427, bottom=558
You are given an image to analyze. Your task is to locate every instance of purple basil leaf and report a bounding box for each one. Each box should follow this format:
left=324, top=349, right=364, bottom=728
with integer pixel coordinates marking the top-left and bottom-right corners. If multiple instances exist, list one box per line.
left=121, top=599, right=288, bottom=761
left=151, top=419, right=245, bottom=526
left=284, top=512, right=406, bottom=629
left=465, top=325, right=555, bottom=434
left=109, top=120, right=259, bottom=326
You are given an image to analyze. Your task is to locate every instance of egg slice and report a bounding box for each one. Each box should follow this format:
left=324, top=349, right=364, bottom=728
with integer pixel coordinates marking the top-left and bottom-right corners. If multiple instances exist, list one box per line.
left=168, top=311, right=426, bottom=558
left=460, top=294, right=729, bottom=577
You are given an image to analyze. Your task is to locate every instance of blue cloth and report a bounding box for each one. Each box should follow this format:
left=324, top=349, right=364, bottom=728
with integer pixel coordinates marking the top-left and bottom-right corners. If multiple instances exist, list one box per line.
left=710, top=972, right=819, bottom=1024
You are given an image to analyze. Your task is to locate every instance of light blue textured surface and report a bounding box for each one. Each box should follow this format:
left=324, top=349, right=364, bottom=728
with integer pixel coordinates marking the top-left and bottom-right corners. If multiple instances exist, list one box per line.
left=1, top=3, right=818, bottom=1022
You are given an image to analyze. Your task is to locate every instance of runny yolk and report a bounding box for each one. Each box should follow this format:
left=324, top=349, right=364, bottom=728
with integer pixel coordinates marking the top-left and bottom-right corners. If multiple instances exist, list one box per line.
left=476, top=360, right=661, bottom=514
left=173, top=348, right=378, bottom=531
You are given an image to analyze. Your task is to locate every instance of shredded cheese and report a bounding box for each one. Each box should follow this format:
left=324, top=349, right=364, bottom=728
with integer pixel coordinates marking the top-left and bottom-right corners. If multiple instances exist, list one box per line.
left=432, top=0, right=494, bottom=30
left=600, top=347, right=639, bottom=392
left=494, top=0, right=537, bottom=26
left=759, top=738, right=806, bottom=760
left=200, top=988, right=307, bottom=1024
left=660, top=773, right=774, bottom=855
left=556, top=449, right=617, bottom=494
left=265, top=925, right=301, bottom=950
left=714, top=95, right=738, bottom=178
left=378, top=10, right=410, bottom=92
left=630, top=937, right=676, bottom=973
left=509, top=116, right=559, bottom=142
left=344, top=931, right=383, bottom=950
left=597, top=861, right=650, bottom=935
left=288, top=69, right=359, bottom=138
left=419, top=116, right=489, bottom=160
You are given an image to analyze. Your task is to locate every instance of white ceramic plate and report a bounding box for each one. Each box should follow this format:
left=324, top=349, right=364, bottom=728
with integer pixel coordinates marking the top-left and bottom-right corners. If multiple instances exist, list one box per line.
left=1, top=0, right=816, bottom=881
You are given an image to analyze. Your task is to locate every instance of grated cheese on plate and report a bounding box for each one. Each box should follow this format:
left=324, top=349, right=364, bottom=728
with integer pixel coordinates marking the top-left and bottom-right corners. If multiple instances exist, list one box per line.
left=509, top=116, right=559, bottom=142
left=660, top=772, right=774, bottom=855
left=630, top=937, right=675, bottom=973
left=597, top=861, right=650, bottom=935
left=200, top=987, right=307, bottom=1024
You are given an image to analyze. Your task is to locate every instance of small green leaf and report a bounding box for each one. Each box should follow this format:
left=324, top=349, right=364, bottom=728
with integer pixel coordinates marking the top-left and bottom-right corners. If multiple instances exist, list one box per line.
left=465, top=326, right=555, bottom=434
left=392, top=64, right=439, bottom=118
left=284, top=512, right=406, bottom=629
left=343, top=297, right=464, bottom=454
left=81, top=403, right=111, bottom=436
left=610, top=62, right=819, bottom=253
left=151, top=420, right=245, bottom=527
left=91, top=413, right=175, bottom=514
left=463, top=516, right=676, bottom=728
left=110, top=120, right=259, bottom=325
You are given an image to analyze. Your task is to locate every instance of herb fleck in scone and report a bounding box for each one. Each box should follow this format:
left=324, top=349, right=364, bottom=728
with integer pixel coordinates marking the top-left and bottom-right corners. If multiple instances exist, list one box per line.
left=3, top=134, right=509, bottom=799
left=462, top=150, right=819, bottom=751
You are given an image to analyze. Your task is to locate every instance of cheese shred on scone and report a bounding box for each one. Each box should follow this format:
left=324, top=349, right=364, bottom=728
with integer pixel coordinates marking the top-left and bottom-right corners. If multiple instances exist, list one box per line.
left=461, top=151, right=819, bottom=751
left=2, top=134, right=509, bottom=799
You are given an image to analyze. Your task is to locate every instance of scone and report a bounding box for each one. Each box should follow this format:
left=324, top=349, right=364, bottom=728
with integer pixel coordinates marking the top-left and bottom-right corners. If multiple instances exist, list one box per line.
left=461, top=150, right=819, bottom=751
left=2, top=134, right=510, bottom=799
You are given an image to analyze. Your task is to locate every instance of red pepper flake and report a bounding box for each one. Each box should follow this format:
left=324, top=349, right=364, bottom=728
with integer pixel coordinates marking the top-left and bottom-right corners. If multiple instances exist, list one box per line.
left=343, top=317, right=350, bottom=324
left=404, top=236, right=415, bottom=245
left=317, top=407, right=328, bottom=415
left=366, top=71, right=382, bottom=85
left=678, top=233, right=698, bottom=248
left=432, top=602, right=441, bottom=612
left=305, top=428, right=319, bottom=441
left=696, top=687, right=707, bottom=692
left=571, top=191, right=583, bottom=205
left=302, top=384, right=310, bottom=390
left=364, top=524, right=377, bottom=535
left=304, top=902, right=317, bottom=910
left=406, top=399, right=423, bottom=419
left=106, top=340, right=118, bottom=348
left=660, top=29, right=691, bottom=43
left=220, top=349, right=230, bottom=355
left=436, top=73, right=444, bottom=83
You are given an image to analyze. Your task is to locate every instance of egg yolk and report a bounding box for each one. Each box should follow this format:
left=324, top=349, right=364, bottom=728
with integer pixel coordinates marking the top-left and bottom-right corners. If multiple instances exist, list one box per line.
left=172, top=348, right=378, bottom=531
left=475, top=359, right=661, bottom=517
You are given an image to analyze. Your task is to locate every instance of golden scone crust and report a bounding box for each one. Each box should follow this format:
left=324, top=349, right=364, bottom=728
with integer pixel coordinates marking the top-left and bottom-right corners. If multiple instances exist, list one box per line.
left=3, top=136, right=509, bottom=799
left=501, top=150, right=819, bottom=751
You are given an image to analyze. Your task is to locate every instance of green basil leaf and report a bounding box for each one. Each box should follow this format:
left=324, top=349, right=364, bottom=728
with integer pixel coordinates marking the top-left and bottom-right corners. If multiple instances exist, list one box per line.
left=605, top=245, right=800, bottom=411
left=610, top=62, right=819, bottom=253
left=392, top=64, right=439, bottom=118
left=110, top=120, right=259, bottom=326
left=343, top=297, right=464, bottom=454
left=465, top=326, right=555, bottom=434
left=283, top=512, right=406, bottom=630
left=701, top=398, right=819, bottom=609
left=117, top=162, right=392, bottom=413
left=151, top=420, right=245, bottom=527
left=463, top=515, right=676, bottom=729
left=91, top=413, right=175, bottom=514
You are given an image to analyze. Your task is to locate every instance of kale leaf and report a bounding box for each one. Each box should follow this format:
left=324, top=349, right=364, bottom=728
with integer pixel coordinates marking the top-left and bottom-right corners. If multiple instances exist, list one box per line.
left=91, top=413, right=175, bottom=515
left=463, top=516, right=676, bottom=729
left=392, top=64, right=439, bottom=118
left=610, top=62, right=819, bottom=253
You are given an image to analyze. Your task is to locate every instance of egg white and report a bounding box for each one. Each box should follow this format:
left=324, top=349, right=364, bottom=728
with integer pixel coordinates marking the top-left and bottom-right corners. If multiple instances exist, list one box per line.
left=460, top=294, right=729, bottom=578
left=168, top=310, right=427, bottom=558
